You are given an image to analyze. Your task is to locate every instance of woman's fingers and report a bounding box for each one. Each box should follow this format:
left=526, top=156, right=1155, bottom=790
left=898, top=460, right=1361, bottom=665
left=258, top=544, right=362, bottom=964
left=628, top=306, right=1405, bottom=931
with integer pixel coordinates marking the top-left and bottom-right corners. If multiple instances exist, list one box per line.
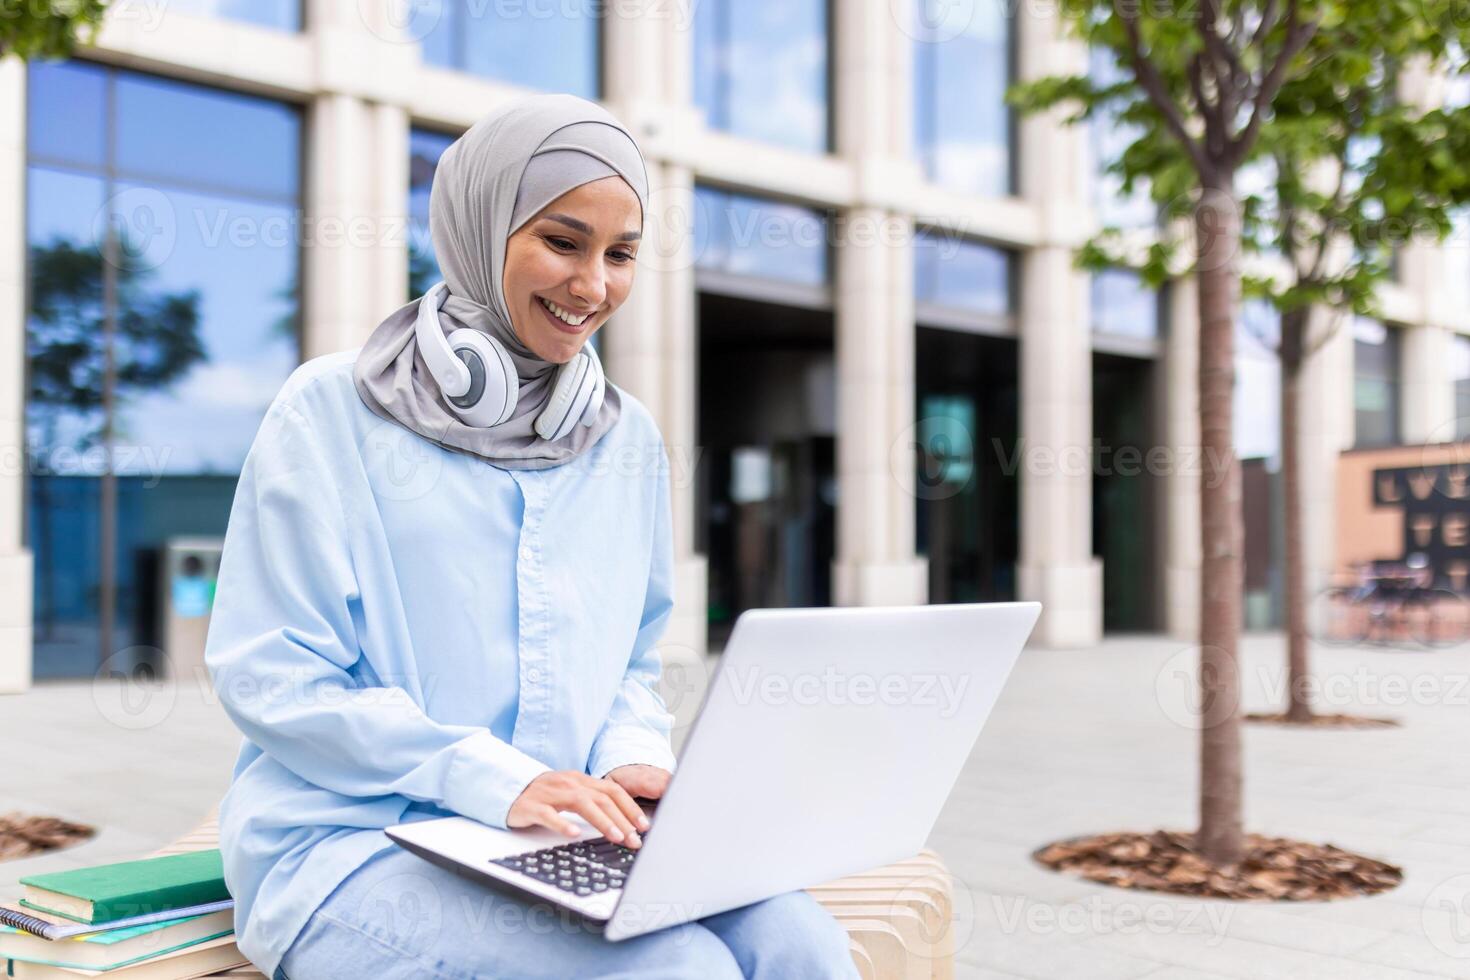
left=592, top=791, right=641, bottom=846
left=507, top=770, right=655, bottom=846
left=600, top=778, right=651, bottom=832
left=569, top=793, right=629, bottom=845
left=535, top=803, right=579, bottom=837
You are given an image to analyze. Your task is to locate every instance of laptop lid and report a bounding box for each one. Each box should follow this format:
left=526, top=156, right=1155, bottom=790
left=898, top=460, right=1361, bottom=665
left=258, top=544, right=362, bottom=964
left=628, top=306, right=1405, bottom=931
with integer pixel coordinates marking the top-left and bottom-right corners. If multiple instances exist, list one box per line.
left=605, top=601, right=1040, bottom=941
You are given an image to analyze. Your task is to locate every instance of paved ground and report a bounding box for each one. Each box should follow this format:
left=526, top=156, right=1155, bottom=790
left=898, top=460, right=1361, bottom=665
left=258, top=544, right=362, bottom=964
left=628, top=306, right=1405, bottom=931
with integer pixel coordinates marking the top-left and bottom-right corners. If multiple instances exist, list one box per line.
left=4, top=632, right=1470, bottom=979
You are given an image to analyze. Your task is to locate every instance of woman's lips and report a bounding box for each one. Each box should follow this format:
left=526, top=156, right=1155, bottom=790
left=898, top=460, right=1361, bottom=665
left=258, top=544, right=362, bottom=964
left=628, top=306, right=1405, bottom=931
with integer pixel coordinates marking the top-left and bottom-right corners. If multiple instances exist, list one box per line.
left=536, top=296, right=591, bottom=335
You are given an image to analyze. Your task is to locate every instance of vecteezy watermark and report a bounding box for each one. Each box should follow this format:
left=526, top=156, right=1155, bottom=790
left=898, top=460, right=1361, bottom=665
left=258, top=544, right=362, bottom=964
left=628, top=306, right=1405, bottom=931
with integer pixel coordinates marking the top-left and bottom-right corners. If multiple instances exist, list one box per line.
left=1424, top=874, right=1470, bottom=959
left=888, top=421, right=1239, bottom=502
left=1154, top=645, right=1243, bottom=730
left=989, top=893, right=1235, bottom=946
left=656, top=643, right=711, bottom=737
left=720, top=664, right=972, bottom=718
left=1252, top=663, right=1470, bottom=711
left=0, top=442, right=174, bottom=486
left=92, top=646, right=179, bottom=731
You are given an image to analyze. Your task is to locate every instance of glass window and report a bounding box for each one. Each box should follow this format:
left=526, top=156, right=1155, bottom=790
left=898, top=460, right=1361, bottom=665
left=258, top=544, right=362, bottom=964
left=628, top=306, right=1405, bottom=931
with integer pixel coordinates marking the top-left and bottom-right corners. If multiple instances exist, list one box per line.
left=25, top=62, right=300, bottom=677
left=1091, top=269, right=1159, bottom=339
left=1088, top=48, right=1153, bottom=227
left=26, top=61, right=106, bottom=168
left=1454, top=334, right=1470, bottom=440
left=408, top=127, right=457, bottom=298
left=1235, top=300, right=1281, bottom=460
left=912, top=0, right=1011, bottom=196
left=421, top=0, right=600, bottom=99
left=914, top=230, right=1011, bottom=316
left=160, top=0, right=300, bottom=30
left=694, top=0, right=829, bottom=153
left=115, top=72, right=299, bottom=199
left=1353, top=317, right=1401, bottom=447
left=694, top=186, right=828, bottom=286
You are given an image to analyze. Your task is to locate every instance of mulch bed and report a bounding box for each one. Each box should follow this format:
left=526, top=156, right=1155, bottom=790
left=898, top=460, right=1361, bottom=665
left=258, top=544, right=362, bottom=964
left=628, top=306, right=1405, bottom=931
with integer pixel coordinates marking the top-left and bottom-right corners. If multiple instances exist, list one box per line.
left=1244, top=712, right=1400, bottom=729
left=0, top=813, right=96, bottom=862
left=1033, top=830, right=1402, bottom=900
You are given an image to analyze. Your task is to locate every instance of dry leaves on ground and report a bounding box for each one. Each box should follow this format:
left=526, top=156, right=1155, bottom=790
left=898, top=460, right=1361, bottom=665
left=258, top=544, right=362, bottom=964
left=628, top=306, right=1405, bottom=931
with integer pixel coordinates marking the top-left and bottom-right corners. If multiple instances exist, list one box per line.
left=0, top=812, right=95, bottom=862
left=1244, top=712, right=1399, bottom=729
left=1034, top=830, right=1402, bottom=900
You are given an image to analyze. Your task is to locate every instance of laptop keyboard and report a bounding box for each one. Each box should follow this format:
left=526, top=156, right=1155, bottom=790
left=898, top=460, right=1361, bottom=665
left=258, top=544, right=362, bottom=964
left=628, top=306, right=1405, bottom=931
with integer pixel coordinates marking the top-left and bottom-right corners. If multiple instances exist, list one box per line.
left=491, top=837, right=639, bottom=897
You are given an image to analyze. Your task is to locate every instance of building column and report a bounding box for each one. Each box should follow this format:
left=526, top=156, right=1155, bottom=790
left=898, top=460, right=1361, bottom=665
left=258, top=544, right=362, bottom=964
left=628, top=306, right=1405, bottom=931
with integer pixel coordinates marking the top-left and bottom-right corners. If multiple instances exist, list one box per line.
left=1163, top=277, right=1201, bottom=640
left=1015, top=5, right=1101, bottom=647
left=601, top=4, right=709, bottom=659
left=1017, top=248, right=1102, bottom=646
left=832, top=208, right=928, bottom=606
left=302, top=0, right=414, bottom=358
left=1300, top=306, right=1354, bottom=596
left=302, top=94, right=410, bottom=358
left=830, top=0, right=927, bottom=606
left=0, top=55, right=31, bottom=692
left=1401, top=323, right=1456, bottom=443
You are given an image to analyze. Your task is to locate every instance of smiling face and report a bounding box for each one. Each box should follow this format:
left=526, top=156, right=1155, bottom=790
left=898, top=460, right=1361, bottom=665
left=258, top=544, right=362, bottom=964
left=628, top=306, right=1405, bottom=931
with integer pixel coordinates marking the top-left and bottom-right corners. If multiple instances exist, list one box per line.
left=501, top=176, right=642, bottom=364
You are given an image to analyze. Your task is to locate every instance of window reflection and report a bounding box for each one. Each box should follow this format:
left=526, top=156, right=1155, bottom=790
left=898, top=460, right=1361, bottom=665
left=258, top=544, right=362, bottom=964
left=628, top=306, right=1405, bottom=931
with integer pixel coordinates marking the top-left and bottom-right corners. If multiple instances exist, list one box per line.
left=409, top=128, right=456, bottom=298
left=25, top=61, right=300, bottom=677
left=1235, top=300, right=1281, bottom=460
left=694, top=0, right=828, bottom=153
left=914, top=230, right=1012, bottom=317
left=1089, top=48, right=1154, bottom=228
left=1353, top=317, right=1401, bottom=447
left=420, top=0, right=600, bottom=98
left=913, top=0, right=1011, bottom=196
left=1454, top=334, right=1470, bottom=440
left=1091, top=269, right=1159, bottom=339
left=694, top=186, right=828, bottom=286
left=161, top=0, right=300, bottom=31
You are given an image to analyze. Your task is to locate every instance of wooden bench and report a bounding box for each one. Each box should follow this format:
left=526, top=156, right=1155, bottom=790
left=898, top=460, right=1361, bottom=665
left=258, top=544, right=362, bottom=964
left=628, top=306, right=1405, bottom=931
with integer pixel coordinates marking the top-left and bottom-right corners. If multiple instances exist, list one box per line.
left=153, top=811, right=955, bottom=979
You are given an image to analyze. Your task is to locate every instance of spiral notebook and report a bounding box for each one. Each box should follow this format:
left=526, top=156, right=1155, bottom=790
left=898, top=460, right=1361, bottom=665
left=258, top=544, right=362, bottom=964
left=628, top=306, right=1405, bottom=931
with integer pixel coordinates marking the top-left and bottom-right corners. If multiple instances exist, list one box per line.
left=0, top=901, right=234, bottom=942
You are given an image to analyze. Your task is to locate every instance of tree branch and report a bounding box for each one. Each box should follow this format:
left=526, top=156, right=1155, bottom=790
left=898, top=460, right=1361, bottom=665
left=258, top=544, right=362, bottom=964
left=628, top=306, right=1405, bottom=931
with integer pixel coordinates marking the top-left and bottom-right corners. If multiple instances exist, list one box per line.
left=1121, top=11, right=1212, bottom=176
left=1200, top=0, right=1248, bottom=110
left=1230, top=0, right=1319, bottom=166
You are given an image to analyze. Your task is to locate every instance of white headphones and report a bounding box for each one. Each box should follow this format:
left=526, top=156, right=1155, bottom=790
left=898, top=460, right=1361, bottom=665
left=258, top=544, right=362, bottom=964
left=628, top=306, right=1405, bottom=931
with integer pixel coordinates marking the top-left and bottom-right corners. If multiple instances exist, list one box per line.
left=414, top=281, right=606, bottom=442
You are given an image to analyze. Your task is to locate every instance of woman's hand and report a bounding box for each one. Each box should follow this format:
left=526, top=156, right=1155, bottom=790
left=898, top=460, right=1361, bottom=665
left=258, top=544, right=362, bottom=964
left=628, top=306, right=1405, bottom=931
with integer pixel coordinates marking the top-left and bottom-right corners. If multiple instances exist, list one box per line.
left=507, top=771, right=651, bottom=847
left=604, top=764, right=671, bottom=802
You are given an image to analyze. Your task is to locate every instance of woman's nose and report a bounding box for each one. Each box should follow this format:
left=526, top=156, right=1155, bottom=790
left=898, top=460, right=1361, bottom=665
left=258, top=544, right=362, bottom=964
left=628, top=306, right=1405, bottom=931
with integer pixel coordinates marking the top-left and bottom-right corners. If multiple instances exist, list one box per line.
left=567, top=257, right=606, bottom=308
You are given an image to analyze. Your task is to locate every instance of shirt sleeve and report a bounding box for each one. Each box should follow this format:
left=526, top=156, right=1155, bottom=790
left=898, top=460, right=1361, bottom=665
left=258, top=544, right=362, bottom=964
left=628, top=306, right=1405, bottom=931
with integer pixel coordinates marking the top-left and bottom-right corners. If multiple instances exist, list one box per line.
left=586, top=443, right=680, bottom=779
left=205, top=396, right=549, bottom=828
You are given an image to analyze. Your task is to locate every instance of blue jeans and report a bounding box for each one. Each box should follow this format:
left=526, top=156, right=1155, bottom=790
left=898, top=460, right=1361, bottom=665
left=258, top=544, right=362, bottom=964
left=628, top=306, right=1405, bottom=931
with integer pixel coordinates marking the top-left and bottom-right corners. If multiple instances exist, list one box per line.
left=277, top=845, right=859, bottom=979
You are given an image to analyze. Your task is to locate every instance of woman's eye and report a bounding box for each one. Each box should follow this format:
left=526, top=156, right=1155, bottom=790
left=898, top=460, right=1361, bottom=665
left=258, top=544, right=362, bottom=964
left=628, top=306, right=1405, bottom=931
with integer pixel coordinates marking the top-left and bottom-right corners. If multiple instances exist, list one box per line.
left=608, top=250, right=636, bottom=264
left=547, top=236, right=577, bottom=251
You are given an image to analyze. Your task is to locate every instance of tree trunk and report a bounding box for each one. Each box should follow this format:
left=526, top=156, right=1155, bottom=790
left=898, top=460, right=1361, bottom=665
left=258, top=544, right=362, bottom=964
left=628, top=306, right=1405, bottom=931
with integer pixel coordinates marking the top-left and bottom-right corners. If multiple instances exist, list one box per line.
left=1194, top=178, right=1245, bottom=867
left=1280, top=306, right=1312, bottom=723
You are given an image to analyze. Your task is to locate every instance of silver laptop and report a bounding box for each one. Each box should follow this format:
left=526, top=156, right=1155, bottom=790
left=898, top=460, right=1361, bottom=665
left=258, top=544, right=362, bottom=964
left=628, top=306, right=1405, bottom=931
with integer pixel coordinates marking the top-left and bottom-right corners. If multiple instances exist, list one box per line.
left=385, top=601, right=1041, bottom=941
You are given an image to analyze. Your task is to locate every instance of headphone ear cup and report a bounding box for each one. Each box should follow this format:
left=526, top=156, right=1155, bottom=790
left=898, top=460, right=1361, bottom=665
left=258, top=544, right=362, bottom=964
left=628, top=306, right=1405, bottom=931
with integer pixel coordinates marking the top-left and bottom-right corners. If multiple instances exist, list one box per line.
left=443, top=329, right=517, bottom=427
left=534, top=350, right=592, bottom=442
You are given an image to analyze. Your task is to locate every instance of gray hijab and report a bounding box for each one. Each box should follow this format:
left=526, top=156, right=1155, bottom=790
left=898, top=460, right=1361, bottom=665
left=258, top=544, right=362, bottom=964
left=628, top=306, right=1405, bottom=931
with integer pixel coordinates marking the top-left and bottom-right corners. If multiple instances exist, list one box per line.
left=353, top=93, right=648, bottom=470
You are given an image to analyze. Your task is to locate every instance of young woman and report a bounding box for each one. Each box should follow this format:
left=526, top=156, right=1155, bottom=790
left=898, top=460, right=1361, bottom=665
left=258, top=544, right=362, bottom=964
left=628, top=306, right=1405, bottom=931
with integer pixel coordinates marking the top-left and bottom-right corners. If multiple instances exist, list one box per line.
left=205, top=94, right=857, bottom=979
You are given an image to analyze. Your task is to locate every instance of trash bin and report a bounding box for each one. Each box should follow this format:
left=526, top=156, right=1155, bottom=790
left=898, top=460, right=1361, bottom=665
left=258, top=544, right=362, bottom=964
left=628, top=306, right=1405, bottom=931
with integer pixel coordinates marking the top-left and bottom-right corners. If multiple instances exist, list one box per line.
left=158, top=537, right=222, bottom=682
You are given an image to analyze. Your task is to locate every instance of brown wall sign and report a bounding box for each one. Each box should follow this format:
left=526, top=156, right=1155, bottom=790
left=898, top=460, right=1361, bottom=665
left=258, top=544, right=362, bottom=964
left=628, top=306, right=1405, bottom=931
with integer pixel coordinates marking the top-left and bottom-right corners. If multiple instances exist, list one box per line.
left=1336, top=444, right=1470, bottom=591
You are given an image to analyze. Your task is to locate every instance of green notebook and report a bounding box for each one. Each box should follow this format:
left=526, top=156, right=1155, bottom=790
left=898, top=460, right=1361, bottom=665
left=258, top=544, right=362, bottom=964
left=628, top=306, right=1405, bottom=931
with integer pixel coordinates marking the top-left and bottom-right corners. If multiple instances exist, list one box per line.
left=17, top=851, right=228, bottom=924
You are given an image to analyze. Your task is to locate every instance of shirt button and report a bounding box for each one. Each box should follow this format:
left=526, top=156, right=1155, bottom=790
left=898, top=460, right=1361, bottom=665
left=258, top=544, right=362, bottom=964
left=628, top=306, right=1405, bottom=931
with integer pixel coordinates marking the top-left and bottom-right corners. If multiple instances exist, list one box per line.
left=527, top=667, right=543, bottom=683
left=519, top=546, right=532, bottom=562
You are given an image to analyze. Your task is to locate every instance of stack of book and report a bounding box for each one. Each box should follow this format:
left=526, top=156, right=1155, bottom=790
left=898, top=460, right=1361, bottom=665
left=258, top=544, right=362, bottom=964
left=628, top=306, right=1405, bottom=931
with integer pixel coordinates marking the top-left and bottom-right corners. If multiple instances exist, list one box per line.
left=0, top=850, right=247, bottom=978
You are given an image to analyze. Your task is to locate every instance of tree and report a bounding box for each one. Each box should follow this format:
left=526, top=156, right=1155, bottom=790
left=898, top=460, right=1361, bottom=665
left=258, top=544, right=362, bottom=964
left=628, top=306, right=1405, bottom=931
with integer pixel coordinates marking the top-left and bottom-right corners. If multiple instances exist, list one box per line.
left=1246, top=26, right=1470, bottom=722
left=0, top=1, right=106, bottom=60
left=1015, top=0, right=1470, bottom=866
left=26, top=233, right=205, bottom=639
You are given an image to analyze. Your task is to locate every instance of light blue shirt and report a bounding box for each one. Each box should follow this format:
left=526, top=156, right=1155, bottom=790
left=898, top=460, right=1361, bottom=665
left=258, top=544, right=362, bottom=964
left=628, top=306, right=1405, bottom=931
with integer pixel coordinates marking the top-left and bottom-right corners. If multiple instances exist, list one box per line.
left=204, top=350, right=678, bottom=978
